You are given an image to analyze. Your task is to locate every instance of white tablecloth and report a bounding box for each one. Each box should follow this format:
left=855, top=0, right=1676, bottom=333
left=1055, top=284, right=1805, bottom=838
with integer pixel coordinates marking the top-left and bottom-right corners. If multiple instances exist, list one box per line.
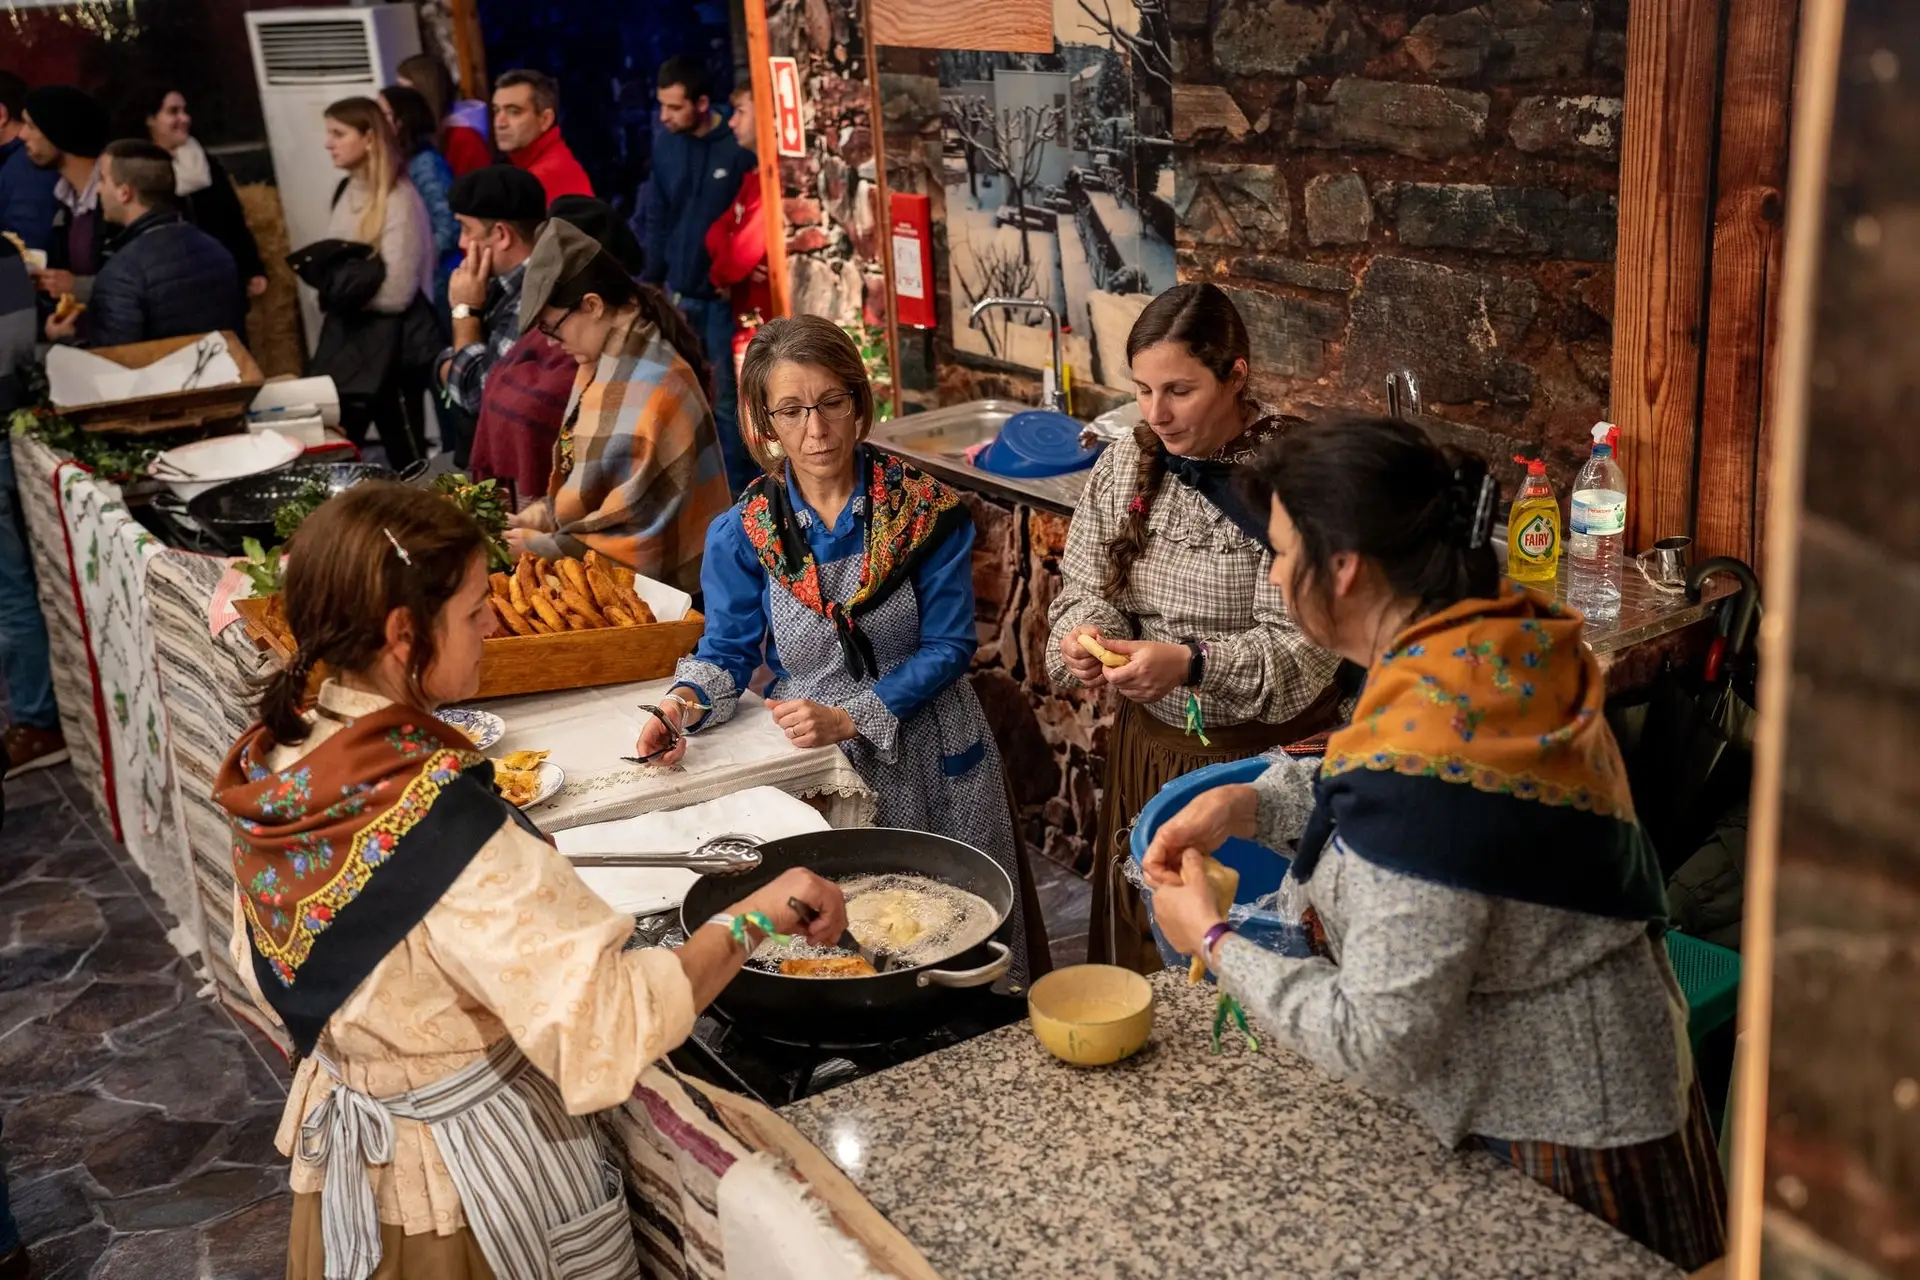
left=484, top=679, right=875, bottom=832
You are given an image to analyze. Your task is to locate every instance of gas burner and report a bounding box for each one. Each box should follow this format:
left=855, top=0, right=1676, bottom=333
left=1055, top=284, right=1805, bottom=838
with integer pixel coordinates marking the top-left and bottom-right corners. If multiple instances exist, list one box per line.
left=669, top=988, right=1026, bottom=1108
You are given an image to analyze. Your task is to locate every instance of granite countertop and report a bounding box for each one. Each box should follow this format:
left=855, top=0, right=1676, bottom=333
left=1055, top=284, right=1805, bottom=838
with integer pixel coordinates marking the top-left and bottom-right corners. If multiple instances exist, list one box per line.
left=783, top=972, right=1680, bottom=1280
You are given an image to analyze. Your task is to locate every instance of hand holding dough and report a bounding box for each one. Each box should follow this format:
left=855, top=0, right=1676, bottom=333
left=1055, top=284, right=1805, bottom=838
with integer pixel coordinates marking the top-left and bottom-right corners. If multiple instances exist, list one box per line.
left=1187, top=856, right=1239, bottom=984
left=1076, top=633, right=1129, bottom=668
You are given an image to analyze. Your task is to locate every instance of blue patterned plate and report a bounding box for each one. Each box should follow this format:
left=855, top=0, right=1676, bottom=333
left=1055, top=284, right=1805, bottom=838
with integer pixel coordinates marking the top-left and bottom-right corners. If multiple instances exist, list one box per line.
left=436, top=708, right=505, bottom=751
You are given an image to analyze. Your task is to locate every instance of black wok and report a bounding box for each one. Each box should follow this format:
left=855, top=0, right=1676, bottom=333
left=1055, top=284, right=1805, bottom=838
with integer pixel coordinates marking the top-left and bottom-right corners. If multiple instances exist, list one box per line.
left=184, top=461, right=399, bottom=553
left=680, top=828, right=1014, bottom=1046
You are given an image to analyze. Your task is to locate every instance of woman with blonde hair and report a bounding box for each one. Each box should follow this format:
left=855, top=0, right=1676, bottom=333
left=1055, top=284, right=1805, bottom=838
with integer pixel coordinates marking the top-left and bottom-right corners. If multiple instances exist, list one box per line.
left=311, top=96, right=439, bottom=468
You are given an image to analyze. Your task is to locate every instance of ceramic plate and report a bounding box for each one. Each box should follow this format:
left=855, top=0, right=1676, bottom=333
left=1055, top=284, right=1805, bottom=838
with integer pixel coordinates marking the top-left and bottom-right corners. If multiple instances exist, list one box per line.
left=436, top=708, right=505, bottom=751
left=521, top=761, right=564, bottom=808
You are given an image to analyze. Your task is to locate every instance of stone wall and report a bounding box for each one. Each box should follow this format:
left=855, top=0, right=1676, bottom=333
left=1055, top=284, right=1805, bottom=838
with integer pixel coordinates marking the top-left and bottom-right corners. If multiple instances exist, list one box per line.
left=766, top=0, right=887, bottom=328
left=1172, top=0, right=1626, bottom=480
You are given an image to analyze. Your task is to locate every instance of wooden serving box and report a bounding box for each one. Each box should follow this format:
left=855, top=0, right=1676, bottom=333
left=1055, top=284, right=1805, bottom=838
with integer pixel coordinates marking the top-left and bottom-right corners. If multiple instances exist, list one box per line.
left=468, top=610, right=705, bottom=699
left=56, top=331, right=265, bottom=436
left=232, top=595, right=704, bottom=701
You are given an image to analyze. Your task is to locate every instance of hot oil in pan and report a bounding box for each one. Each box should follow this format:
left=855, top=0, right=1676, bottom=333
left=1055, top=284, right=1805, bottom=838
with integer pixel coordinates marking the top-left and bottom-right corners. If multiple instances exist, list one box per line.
left=749, top=873, right=1000, bottom=976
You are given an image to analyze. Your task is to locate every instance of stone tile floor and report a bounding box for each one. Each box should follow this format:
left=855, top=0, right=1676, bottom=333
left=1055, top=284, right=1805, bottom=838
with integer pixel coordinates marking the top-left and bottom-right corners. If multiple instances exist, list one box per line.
left=1030, top=854, right=1092, bottom=970
left=0, top=767, right=293, bottom=1280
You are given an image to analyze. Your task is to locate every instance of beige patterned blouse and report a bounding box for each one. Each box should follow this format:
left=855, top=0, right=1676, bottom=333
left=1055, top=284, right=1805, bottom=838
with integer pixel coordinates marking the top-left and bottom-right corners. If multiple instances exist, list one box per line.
left=1046, top=427, right=1341, bottom=728
left=229, top=682, right=695, bottom=1236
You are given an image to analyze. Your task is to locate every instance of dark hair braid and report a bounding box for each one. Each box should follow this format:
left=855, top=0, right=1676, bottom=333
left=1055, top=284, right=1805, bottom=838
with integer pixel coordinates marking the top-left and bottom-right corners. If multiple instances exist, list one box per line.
left=1100, top=282, right=1253, bottom=597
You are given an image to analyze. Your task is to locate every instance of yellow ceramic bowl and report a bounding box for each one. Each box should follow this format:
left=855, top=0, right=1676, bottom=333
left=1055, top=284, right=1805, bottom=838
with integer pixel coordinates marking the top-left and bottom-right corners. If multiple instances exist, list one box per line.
left=1027, top=964, right=1154, bottom=1067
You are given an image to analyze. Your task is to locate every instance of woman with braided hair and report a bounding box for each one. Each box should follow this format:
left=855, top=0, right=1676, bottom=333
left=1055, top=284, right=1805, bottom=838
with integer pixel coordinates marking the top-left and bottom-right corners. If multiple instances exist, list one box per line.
left=1046, top=282, right=1342, bottom=973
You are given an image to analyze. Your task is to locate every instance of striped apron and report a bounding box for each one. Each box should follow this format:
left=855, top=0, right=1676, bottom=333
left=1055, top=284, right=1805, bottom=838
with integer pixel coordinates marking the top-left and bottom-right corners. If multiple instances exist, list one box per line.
left=298, top=1037, right=640, bottom=1280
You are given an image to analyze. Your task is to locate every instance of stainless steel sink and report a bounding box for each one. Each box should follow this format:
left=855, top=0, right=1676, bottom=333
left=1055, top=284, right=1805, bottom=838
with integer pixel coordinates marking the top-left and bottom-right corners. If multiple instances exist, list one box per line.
left=868, top=399, right=1093, bottom=513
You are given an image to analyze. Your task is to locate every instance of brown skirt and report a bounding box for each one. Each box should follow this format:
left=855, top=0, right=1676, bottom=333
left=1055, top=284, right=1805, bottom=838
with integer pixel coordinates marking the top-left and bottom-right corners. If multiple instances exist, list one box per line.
left=1090, top=687, right=1343, bottom=973
left=287, top=1193, right=496, bottom=1280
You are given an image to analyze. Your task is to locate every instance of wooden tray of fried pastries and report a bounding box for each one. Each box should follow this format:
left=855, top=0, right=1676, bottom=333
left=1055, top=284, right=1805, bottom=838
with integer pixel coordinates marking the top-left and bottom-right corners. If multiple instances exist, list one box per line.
left=470, top=551, right=703, bottom=700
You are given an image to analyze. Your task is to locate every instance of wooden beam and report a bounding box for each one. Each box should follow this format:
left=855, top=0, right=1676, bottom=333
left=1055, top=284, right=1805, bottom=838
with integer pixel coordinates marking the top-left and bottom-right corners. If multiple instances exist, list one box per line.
left=1611, top=0, right=1723, bottom=553
left=1725, top=0, right=1844, bottom=1274
left=446, top=0, right=488, bottom=100
left=861, top=0, right=903, bottom=415
left=1695, top=0, right=1800, bottom=565
left=743, top=0, right=792, bottom=319
left=868, top=0, right=1051, bottom=53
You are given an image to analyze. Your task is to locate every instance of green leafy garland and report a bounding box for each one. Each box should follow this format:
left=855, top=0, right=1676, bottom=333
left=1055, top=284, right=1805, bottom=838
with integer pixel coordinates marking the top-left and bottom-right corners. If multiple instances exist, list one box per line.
left=7, top=404, right=159, bottom=486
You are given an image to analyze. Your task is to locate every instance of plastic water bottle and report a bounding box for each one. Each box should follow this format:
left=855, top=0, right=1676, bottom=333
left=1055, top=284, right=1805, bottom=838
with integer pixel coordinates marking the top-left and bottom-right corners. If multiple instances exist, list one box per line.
left=1567, top=422, right=1626, bottom=623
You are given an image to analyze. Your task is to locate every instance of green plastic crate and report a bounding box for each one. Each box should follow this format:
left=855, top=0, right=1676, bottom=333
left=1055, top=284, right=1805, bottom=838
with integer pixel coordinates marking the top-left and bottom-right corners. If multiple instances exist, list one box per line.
left=1664, top=930, right=1741, bottom=1052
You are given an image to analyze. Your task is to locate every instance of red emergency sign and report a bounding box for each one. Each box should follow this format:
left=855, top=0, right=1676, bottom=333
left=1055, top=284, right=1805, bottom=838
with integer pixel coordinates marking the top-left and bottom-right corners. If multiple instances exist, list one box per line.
left=891, top=192, right=936, bottom=329
left=770, top=57, right=805, bottom=158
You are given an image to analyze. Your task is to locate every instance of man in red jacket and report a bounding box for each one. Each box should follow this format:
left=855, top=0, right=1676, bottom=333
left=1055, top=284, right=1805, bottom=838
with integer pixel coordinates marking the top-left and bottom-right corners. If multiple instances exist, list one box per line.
left=491, top=69, right=593, bottom=203
left=704, top=87, right=770, bottom=395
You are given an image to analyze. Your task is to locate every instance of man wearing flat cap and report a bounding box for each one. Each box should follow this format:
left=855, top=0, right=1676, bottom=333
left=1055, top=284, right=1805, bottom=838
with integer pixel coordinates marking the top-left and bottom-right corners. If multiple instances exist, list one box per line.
left=19, top=86, right=110, bottom=306
left=439, top=165, right=549, bottom=420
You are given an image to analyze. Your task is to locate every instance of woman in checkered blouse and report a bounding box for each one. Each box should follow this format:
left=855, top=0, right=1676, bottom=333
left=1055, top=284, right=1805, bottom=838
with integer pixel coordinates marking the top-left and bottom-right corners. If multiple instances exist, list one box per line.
left=1046, top=283, right=1345, bottom=973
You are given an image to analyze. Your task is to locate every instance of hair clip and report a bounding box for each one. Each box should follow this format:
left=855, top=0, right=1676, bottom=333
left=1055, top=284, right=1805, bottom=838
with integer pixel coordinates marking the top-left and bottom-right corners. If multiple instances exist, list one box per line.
left=383, top=528, right=412, bottom=565
left=1128, top=495, right=1148, bottom=516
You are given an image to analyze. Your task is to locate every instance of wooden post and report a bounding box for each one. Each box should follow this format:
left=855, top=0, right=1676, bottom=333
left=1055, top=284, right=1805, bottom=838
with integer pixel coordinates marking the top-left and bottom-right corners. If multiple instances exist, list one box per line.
left=1726, top=4, right=1843, bottom=1272
left=446, top=0, right=489, bottom=100
left=1695, top=0, right=1800, bottom=565
left=743, top=0, right=792, bottom=319
left=1611, top=0, right=1723, bottom=552
left=861, top=0, right=903, bottom=417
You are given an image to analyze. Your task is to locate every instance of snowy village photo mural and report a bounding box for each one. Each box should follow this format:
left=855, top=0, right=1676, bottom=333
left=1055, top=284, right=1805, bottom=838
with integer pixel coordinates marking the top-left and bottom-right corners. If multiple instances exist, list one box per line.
left=939, top=0, right=1175, bottom=391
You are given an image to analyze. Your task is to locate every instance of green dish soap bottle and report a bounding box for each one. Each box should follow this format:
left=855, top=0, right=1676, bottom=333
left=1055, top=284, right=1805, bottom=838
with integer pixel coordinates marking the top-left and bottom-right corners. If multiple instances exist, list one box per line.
left=1506, top=453, right=1561, bottom=587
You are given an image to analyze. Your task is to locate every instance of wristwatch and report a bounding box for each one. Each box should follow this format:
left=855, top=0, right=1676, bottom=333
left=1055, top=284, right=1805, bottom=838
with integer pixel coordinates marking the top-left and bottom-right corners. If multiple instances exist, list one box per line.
left=1181, top=637, right=1208, bottom=688
left=451, top=303, right=477, bottom=321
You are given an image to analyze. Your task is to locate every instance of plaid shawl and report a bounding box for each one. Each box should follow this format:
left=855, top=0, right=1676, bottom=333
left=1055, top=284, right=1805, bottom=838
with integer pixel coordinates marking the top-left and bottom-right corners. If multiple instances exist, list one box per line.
left=530, top=319, right=731, bottom=594
left=1296, top=586, right=1666, bottom=923
left=739, top=449, right=968, bottom=680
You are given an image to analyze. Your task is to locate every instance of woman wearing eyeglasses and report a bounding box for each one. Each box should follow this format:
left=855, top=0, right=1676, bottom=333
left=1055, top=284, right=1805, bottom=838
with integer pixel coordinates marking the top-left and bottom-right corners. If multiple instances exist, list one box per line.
left=505, top=217, right=730, bottom=592
left=635, top=316, right=1049, bottom=987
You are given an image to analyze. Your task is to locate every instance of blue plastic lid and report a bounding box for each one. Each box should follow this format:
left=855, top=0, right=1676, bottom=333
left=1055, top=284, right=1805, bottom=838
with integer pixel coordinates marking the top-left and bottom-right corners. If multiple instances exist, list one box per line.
left=976, top=410, right=1102, bottom=478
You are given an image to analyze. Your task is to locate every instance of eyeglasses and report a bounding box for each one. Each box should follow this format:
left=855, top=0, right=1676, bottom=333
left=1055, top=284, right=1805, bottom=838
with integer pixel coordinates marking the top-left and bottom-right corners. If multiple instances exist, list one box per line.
left=535, top=306, right=574, bottom=340
left=766, top=392, right=857, bottom=429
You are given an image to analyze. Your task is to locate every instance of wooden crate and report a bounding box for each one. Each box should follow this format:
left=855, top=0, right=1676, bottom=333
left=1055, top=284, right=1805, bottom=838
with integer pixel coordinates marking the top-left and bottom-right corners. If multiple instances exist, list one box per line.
left=232, top=594, right=703, bottom=701
left=58, top=331, right=264, bottom=435
left=469, top=610, right=704, bottom=699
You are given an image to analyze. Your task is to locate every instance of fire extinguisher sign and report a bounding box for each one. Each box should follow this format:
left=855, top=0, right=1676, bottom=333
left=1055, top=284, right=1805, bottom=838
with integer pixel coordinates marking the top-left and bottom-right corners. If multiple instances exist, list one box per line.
left=770, top=58, right=806, bottom=159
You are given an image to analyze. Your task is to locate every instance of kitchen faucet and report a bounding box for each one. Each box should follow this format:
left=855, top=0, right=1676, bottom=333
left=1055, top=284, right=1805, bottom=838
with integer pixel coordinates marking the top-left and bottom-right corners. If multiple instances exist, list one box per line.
left=1385, top=369, right=1422, bottom=420
left=969, top=296, right=1066, bottom=412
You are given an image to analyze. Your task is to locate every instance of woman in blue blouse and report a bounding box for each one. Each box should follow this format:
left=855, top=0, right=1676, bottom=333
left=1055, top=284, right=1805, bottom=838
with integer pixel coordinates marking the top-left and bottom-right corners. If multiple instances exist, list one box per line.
left=637, top=316, right=1044, bottom=985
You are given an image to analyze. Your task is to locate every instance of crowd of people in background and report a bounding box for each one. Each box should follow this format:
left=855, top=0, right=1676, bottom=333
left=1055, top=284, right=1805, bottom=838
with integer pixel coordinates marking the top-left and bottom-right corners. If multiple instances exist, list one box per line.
left=0, top=50, right=774, bottom=781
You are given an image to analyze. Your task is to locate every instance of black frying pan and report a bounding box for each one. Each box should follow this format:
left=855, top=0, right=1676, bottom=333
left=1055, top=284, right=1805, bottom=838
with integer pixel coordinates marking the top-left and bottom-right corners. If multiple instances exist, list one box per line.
left=184, top=461, right=398, bottom=553
left=679, top=828, right=1014, bottom=1046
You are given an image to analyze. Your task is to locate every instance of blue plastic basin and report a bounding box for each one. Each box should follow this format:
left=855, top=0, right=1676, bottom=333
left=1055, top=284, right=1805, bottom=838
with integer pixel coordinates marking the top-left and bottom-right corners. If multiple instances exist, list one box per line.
left=1129, top=757, right=1292, bottom=968
left=976, top=410, right=1102, bottom=478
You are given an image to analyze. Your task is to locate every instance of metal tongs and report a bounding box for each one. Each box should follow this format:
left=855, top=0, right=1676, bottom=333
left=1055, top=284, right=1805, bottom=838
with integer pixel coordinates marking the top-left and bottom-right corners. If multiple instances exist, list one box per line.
left=786, top=895, right=891, bottom=973
left=563, top=833, right=762, bottom=875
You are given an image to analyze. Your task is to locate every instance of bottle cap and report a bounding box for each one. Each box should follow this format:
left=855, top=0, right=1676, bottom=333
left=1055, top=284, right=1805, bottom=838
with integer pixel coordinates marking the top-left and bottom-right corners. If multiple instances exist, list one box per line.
left=1590, top=421, right=1615, bottom=454
left=1512, top=452, right=1547, bottom=475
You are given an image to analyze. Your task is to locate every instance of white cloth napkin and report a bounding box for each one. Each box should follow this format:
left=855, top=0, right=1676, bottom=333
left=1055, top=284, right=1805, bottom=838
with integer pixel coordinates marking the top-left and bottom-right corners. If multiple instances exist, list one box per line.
left=555, top=785, right=829, bottom=916
left=718, top=1153, right=891, bottom=1280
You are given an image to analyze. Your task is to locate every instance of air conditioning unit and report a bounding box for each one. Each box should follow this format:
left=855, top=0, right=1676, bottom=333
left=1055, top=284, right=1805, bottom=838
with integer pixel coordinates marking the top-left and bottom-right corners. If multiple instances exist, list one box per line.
left=246, top=5, right=422, bottom=353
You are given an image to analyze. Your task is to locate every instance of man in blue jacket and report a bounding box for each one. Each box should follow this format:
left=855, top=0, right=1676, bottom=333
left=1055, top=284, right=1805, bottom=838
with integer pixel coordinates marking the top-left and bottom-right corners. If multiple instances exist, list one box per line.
left=43, top=140, right=240, bottom=349
left=644, top=55, right=753, bottom=496
left=0, top=72, right=56, bottom=253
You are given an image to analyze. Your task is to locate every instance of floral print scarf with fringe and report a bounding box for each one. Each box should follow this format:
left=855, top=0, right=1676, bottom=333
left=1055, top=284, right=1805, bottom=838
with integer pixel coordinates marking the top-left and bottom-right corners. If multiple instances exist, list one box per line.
left=214, top=705, right=508, bottom=1055
left=738, top=448, right=968, bottom=681
left=1295, top=586, right=1668, bottom=923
